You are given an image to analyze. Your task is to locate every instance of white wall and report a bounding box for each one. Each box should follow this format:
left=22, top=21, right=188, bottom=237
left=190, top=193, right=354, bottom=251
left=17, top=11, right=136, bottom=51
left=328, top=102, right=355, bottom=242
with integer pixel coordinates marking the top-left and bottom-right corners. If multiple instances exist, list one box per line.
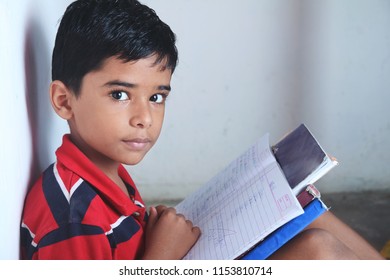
left=0, top=0, right=71, bottom=260
left=1, top=0, right=389, bottom=259
left=135, top=0, right=390, bottom=199
left=299, top=0, right=390, bottom=192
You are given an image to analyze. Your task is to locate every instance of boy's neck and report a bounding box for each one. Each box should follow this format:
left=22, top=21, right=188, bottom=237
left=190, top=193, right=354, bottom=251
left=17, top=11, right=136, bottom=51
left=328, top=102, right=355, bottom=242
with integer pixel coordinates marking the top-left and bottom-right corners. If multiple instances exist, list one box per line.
left=109, top=174, right=130, bottom=198
left=68, top=134, right=130, bottom=197
left=90, top=160, right=130, bottom=198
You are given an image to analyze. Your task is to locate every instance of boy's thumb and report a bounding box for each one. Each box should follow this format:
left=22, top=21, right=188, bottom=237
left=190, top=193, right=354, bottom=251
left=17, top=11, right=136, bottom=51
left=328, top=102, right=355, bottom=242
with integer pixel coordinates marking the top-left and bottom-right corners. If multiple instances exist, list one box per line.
left=146, top=206, right=158, bottom=231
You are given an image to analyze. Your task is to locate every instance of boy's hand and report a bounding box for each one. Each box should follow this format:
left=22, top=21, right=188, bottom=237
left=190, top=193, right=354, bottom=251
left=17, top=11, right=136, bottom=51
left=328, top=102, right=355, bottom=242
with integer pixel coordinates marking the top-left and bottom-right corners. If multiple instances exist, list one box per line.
left=142, top=206, right=201, bottom=260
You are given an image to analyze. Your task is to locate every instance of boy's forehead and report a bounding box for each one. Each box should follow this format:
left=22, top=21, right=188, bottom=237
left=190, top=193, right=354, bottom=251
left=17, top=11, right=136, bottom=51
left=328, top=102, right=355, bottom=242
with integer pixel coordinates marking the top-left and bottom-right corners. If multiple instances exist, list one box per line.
left=85, top=55, right=172, bottom=86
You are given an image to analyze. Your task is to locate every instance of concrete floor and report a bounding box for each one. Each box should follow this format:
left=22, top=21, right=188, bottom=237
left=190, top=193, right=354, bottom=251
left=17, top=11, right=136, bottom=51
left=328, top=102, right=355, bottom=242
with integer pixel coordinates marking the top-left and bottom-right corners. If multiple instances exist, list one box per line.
left=322, top=190, right=390, bottom=253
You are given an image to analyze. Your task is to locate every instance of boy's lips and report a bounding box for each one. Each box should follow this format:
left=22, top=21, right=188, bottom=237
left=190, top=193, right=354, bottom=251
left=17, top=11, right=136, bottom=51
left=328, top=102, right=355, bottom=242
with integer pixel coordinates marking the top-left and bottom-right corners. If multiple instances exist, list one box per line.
left=122, top=138, right=151, bottom=150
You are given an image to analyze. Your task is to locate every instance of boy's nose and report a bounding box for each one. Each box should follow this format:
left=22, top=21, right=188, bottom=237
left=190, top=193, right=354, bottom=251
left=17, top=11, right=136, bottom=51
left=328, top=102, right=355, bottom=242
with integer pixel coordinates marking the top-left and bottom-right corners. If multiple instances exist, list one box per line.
left=129, top=101, right=152, bottom=128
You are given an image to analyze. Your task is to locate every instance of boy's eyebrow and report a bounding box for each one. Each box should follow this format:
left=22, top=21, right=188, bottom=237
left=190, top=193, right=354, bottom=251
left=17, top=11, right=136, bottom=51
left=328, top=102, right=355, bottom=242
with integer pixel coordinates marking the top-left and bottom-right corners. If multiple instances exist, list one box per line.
left=103, top=80, right=171, bottom=91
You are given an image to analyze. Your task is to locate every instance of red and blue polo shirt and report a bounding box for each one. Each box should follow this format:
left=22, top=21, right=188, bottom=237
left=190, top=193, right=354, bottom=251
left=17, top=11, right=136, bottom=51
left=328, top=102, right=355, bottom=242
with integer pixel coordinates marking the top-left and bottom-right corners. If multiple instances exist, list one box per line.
left=20, top=135, right=147, bottom=259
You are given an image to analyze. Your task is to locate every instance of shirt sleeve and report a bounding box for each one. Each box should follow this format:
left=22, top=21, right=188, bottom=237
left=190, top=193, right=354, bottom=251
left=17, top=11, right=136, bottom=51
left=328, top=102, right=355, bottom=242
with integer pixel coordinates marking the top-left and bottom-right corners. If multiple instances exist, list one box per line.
left=31, top=226, right=113, bottom=260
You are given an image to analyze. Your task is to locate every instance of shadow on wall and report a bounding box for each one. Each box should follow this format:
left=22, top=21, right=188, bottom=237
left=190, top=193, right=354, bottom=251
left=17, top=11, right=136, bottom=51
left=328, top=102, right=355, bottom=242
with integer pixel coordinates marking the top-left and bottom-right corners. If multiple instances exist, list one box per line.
left=24, top=17, right=52, bottom=193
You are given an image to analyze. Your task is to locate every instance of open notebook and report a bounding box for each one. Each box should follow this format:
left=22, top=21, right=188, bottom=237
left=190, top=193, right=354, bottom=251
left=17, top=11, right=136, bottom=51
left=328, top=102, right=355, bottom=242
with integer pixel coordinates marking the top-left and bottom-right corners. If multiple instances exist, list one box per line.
left=175, top=124, right=337, bottom=260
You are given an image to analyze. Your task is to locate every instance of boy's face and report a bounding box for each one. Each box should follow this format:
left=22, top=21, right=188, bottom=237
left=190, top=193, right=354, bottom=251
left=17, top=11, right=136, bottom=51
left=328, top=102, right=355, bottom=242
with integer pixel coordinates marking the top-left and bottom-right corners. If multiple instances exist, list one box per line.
left=67, top=55, right=172, bottom=170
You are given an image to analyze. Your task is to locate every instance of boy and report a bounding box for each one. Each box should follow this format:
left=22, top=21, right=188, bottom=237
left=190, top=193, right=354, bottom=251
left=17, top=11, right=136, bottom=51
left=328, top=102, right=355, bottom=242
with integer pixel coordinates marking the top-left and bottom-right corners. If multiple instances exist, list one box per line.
left=20, top=0, right=200, bottom=260
left=21, top=0, right=384, bottom=260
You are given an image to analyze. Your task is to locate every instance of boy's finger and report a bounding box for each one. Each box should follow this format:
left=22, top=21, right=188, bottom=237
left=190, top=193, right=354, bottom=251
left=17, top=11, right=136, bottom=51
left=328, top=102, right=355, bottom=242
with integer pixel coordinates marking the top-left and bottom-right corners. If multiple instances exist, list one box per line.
left=155, top=205, right=167, bottom=216
left=192, top=226, right=201, bottom=239
left=146, top=206, right=158, bottom=229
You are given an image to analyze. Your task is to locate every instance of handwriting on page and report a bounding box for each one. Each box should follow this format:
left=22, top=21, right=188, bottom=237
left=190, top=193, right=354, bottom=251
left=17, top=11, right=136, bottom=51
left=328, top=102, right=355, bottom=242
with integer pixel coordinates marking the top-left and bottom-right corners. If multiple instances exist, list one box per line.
left=175, top=133, right=303, bottom=260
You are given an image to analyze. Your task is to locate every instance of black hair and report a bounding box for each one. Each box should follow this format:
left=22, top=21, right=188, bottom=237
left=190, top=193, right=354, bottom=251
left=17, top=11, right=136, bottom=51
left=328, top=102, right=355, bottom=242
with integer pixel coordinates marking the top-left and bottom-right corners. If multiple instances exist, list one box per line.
left=52, top=0, right=178, bottom=95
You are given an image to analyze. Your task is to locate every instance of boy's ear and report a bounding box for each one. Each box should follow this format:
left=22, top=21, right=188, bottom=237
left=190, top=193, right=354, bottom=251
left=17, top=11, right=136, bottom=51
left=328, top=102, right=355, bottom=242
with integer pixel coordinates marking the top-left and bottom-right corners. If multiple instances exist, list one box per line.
left=49, top=80, right=74, bottom=120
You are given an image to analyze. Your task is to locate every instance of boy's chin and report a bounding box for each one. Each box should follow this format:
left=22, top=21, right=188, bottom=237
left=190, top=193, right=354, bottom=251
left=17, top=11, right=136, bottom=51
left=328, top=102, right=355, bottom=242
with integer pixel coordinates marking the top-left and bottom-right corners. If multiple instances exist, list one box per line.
left=121, top=155, right=147, bottom=166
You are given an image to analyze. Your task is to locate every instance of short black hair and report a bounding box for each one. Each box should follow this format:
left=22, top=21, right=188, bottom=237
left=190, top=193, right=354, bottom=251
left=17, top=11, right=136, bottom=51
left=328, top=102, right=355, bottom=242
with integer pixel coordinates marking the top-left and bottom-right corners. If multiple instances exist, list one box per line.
left=52, top=0, right=178, bottom=95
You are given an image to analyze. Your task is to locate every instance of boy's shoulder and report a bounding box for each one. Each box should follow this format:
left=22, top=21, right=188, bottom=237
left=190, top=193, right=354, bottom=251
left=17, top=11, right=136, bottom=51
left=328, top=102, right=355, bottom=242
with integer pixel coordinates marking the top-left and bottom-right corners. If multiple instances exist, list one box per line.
left=21, top=162, right=111, bottom=240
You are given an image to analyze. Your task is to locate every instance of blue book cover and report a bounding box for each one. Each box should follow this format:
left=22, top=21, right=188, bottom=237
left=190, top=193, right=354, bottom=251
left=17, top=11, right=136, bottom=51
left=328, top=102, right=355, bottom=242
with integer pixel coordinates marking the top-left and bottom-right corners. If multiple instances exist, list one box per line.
left=241, top=198, right=327, bottom=260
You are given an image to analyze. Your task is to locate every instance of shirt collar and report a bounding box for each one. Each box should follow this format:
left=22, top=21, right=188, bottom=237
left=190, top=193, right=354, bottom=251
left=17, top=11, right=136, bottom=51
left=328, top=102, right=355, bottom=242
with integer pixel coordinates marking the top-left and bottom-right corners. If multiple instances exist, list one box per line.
left=55, top=134, right=145, bottom=217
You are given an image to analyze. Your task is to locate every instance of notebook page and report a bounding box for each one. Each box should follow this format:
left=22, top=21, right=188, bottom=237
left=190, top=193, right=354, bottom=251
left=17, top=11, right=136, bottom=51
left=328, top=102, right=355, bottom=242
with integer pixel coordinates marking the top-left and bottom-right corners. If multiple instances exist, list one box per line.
left=175, top=133, right=303, bottom=260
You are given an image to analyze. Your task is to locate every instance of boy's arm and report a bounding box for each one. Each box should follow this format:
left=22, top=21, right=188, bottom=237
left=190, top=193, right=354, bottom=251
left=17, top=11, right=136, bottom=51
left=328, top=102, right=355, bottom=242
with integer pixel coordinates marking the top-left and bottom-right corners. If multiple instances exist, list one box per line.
left=29, top=232, right=114, bottom=260
left=142, top=206, right=201, bottom=260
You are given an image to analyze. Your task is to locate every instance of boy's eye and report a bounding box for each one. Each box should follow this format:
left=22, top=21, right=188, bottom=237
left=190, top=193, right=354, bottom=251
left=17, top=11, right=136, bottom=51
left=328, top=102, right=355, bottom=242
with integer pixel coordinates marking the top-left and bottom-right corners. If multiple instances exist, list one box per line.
left=150, top=93, right=166, bottom=104
left=111, top=91, right=129, bottom=101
